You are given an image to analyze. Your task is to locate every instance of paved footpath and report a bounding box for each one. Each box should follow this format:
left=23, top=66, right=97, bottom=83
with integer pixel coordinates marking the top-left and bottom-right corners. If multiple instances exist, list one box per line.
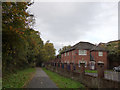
left=27, top=68, right=58, bottom=88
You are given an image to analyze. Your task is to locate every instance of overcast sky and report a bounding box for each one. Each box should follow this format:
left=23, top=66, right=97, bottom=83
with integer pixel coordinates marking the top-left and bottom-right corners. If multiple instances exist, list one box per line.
left=28, top=1, right=118, bottom=55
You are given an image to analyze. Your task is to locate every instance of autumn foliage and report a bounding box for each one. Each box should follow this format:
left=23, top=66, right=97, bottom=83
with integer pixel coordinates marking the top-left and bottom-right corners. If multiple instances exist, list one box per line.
left=2, top=2, right=56, bottom=73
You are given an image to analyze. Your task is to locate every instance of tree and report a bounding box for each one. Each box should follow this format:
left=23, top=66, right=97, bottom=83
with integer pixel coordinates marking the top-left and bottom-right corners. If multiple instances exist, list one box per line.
left=44, top=41, right=56, bottom=61
left=2, top=2, right=56, bottom=73
left=2, top=2, right=36, bottom=72
left=99, top=40, right=120, bottom=62
left=58, top=45, right=71, bottom=54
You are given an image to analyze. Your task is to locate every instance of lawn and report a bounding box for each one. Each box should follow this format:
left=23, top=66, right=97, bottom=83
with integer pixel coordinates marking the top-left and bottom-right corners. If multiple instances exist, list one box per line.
left=3, top=68, right=36, bottom=88
left=0, top=78, right=2, bottom=89
left=85, top=70, right=109, bottom=74
left=85, top=70, right=97, bottom=73
left=43, top=68, right=85, bottom=89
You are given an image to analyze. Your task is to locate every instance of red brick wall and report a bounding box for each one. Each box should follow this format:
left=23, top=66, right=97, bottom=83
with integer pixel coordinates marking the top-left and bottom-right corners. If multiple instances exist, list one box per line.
left=91, top=51, right=107, bottom=70
left=61, top=50, right=76, bottom=63
left=61, top=49, right=91, bottom=69
left=61, top=50, right=108, bottom=70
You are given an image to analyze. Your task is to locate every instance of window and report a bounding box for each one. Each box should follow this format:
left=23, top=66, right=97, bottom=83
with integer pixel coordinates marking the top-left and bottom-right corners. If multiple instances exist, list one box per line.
left=79, top=60, right=87, bottom=67
left=72, top=51, right=74, bottom=55
left=98, top=52, right=103, bottom=56
left=85, top=61, right=87, bottom=67
left=65, top=53, right=66, bottom=56
left=67, top=61, right=69, bottom=64
left=79, top=50, right=87, bottom=55
left=68, top=52, right=69, bottom=56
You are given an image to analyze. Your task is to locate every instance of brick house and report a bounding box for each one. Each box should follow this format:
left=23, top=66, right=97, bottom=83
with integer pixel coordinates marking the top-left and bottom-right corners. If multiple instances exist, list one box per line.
left=61, top=42, right=108, bottom=70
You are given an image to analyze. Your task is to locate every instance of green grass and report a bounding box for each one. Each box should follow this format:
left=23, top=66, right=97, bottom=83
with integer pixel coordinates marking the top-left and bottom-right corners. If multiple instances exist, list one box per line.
left=0, top=78, right=2, bottom=89
left=85, top=70, right=109, bottom=74
left=85, top=70, right=97, bottom=73
left=43, top=68, right=85, bottom=89
left=3, top=68, right=36, bottom=88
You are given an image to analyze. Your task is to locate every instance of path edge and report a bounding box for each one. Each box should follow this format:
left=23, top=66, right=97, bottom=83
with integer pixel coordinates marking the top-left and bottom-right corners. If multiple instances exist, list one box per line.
left=22, top=68, right=36, bottom=88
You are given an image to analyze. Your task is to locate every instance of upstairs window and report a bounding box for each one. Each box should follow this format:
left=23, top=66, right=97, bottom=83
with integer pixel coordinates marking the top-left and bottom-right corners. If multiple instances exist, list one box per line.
left=72, top=51, right=74, bottom=55
left=98, top=52, right=103, bottom=56
left=68, top=52, right=69, bottom=56
left=65, top=53, right=66, bottom=56
left=79, top=50, right=87, bottom=55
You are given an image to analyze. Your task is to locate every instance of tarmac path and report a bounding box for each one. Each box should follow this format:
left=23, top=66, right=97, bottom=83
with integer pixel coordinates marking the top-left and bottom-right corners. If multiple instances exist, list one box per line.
left=27, top=68, right=58, bottom=88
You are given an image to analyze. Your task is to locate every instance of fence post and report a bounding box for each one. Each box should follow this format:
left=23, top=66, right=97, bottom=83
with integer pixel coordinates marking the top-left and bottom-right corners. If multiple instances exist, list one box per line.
left=97, top=62, right=104, bottom=78
left=64, top=63, right=67, bottom=70
left=80, top=62, right=85, bottom=75
left=60, top=62, right=62, bottom=70
left=62, top=63, right=64, bottom=69
left=75, top=63, right=78, bottom=71
left=56, top=62, right=58, bottom=72
left=97, top=62, right=104, bottom=88
left=70, top=63, right=74, bottom=71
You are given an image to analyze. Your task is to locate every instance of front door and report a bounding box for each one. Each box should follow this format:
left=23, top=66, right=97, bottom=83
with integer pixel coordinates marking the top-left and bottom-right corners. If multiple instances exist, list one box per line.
left=90, top=61, right=95, bottom=70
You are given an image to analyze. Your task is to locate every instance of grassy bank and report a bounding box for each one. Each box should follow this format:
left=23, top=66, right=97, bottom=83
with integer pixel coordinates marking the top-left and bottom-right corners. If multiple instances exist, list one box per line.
left=3, top=68, right=36, bottom=88
left=43, top=68, right=85, bottom=89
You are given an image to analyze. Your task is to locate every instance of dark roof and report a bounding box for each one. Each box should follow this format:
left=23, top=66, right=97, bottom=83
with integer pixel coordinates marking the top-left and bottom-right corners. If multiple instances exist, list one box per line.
left=107, top=40, right=120, bottom=43
left=61, top=41, right=107, bottom=53
left=91, top=46, right=106, bottom=51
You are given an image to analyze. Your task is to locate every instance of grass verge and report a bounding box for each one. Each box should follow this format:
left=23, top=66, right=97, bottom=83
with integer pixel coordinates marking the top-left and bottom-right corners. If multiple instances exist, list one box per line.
left=3, top=68, right=36, bottom=88
left=0, top=77, right=2, bottom=89
left=43, top=68, right=85, bottom=89
left=85, top=70, right=97, bottom=73
left=85, top=70, right=109, bottom=74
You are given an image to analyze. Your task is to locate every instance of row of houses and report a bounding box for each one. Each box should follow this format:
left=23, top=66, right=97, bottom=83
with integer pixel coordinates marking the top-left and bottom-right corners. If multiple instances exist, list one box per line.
left=48, top=40, right=120, bottom=70
left=60, top=41, right=107, bottom=70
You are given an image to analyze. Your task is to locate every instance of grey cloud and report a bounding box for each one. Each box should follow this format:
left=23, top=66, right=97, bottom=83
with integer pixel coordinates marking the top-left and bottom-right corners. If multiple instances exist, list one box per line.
left=28, top=2, right=118, bottom=54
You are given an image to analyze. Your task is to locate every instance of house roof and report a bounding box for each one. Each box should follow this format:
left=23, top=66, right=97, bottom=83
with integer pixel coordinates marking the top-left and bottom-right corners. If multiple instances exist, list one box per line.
left=107, top=40, right=120, bottom=44
left=61, top=41, right=107, bottom=53
left=91, top=46, right=106, bottom=51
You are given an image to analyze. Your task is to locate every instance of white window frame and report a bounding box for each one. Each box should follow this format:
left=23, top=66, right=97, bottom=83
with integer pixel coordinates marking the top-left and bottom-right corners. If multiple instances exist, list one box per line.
left=98, top=51, right=103, bottom=56
left=65, top=52, right=66, bottom=56
left=79, top=50, right=87, bottom=55
left=67, top=61, right=69, bottom=64
left=85, top=61, right=87, bottom=67
left=79, top=60, right=87, bottom=67
left=68, top=52, right=69, bottom=56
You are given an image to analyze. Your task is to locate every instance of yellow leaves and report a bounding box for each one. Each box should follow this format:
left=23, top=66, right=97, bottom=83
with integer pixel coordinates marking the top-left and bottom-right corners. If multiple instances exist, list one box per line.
left=7, top=2, right=11, bottom=6
left=13, top=28, right=25, bottom=35
left=14, top=62, right=16, bottom=65
left=10, top=26, right=12, bottom=30
left=24, top=12, right=29, bottom=16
